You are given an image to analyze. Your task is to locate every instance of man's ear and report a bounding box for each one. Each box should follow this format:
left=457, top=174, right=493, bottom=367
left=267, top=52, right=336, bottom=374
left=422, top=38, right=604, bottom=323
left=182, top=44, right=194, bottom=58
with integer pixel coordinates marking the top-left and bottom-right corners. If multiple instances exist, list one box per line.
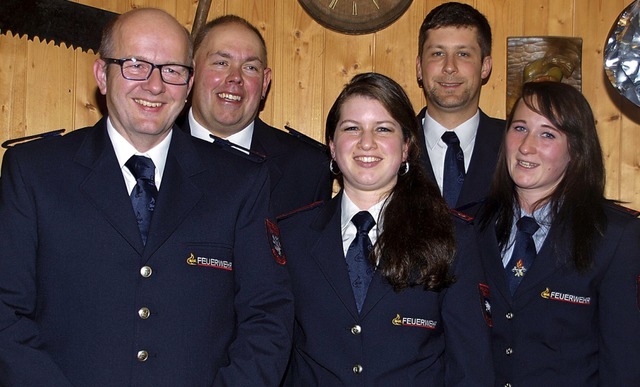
left=94, top=59, right=108, bottom=95
left=481, top=55, right=493, bottom=81
left=262, top=67, right=272, bottom=99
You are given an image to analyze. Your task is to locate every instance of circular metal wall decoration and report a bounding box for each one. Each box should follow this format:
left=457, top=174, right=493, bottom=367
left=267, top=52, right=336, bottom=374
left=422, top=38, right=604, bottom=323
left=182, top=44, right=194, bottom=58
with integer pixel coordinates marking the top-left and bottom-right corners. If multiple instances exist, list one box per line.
left=298, top=0, right=413, bottom=35
left=604, top=0, right=640, bottom=107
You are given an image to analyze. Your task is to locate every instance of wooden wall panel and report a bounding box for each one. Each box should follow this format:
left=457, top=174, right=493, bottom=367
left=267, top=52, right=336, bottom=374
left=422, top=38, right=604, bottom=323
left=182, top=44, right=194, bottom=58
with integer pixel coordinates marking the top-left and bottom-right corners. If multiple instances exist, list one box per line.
left=476, top=0, right=514, bottom=118
left=373, top=0, right=426, bottom=113
left=0, top=33, right=28, bottom=145
left=26, top=39, right=75, bottom=134
left=74, top=48, right=104, bottom=129
left=323, top=32, right=375, bottom=118
left=272, top=2, right=327, bottom=139
left=2, top=0, right=639, bottom=209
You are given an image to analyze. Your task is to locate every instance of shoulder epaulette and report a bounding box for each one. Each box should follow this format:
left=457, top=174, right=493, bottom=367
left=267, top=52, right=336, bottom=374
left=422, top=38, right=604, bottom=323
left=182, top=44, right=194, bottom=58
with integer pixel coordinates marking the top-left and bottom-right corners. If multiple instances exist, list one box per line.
left=1, top=129, right=65, bottom=149
left=209, top=134, right=266, bottom=163
left=608, top=201, right=640, bottom=218
left=284, top=125, right=327, bottom=152
left=276, top=200, right=325, bottom=222
left=450, top=208, right=474, bottom=223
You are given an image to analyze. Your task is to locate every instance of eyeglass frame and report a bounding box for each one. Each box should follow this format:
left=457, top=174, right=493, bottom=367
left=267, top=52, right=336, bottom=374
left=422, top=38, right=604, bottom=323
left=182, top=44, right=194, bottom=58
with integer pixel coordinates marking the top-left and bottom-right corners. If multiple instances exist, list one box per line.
left=102, top=57, right=194, bottom=86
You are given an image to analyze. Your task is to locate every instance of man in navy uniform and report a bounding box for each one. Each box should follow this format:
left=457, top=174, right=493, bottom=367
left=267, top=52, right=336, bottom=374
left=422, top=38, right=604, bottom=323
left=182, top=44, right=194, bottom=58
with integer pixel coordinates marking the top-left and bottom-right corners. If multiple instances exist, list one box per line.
left=416, top=2, right=505, bottom=210
left=0, top=8, right=293, bottom=386
left=181, top=15, right=332, bottom=216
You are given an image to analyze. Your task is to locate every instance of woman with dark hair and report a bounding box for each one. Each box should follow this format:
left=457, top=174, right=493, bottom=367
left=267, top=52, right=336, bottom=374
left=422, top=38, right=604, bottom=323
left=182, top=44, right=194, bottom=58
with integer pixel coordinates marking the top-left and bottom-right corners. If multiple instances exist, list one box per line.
left=478, top=81, right=640, bottom=386
left=279, top=72, right=493, bottom=385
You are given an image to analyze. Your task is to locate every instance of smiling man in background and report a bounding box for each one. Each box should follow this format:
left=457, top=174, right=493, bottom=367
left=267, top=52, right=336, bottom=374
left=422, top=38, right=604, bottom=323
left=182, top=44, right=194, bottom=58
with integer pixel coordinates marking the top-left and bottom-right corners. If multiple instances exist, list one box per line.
left=181, top=15, right=332, bottom=216
left=416, top=2, right=505, bottom=211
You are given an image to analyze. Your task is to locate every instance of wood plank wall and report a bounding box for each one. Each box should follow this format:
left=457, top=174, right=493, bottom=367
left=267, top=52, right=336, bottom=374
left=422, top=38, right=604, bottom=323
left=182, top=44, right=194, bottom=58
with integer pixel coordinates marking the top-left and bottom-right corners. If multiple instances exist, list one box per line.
left=1, top=0, right=639, bottom=209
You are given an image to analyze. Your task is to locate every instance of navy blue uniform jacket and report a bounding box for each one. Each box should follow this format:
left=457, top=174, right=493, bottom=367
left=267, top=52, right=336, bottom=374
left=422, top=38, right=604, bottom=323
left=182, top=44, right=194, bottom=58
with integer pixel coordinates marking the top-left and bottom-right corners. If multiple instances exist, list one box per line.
left=477, top=203, right=640, bottom=386
left=278, top=192, right=494, bottom=386
left=180, top=117, right=332, bottom=216
left=417, top=108, right=505, bottom=210
left=0, top=118, right=294, bottom=386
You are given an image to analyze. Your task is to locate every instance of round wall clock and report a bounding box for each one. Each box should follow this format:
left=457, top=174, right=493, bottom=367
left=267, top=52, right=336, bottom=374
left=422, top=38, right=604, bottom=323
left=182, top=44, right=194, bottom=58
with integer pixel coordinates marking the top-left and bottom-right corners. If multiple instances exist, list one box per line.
left=298, top=0, right=413, bottom=35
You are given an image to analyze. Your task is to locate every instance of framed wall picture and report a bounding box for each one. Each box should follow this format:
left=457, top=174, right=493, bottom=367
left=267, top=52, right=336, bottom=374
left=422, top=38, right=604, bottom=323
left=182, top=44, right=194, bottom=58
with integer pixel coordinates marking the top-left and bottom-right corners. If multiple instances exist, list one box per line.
left=506, top=36, right=582, bottom=114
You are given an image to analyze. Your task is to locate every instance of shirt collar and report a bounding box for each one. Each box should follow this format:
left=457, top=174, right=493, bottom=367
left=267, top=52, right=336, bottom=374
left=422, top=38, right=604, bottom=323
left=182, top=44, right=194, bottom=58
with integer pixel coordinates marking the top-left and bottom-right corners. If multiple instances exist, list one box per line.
left=106, top=117, right=171, bottom=188
left=188, top=107, right=254, bottom=150
left=423, top=109, right=480, bottom=151
left=519, top=202, right=553, bottom=232
left=340, top=191, right=386, bottom=234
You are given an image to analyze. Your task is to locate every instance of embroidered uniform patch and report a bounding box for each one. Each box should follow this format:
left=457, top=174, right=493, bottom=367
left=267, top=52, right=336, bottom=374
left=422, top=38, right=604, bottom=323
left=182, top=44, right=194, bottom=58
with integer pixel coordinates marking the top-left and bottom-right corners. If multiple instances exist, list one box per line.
left=391, top=314, right=438, bottom=329
left=478, top=283, right=492, bottom=327
left=540, top=287, right=591, bottom=305
left=266, top=219, right=286, bottom=265
left=185, top=252, right=233, bottom=271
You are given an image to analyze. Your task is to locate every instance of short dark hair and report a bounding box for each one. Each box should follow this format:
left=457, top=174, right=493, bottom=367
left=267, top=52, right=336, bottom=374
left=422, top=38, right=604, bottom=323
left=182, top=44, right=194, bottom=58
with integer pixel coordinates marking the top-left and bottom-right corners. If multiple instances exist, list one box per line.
left=418, top=2, right=492, bottom=59
left=326, top=72, right=455, bottom=290
left=192, top=15, right=268, bottom=66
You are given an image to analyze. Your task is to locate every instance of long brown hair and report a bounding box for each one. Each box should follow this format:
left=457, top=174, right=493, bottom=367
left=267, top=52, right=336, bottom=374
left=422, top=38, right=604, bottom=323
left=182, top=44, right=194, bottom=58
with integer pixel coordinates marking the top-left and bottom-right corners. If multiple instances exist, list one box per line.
left=481, top=81, right=606, bottom=272
left=326, top=72, right=455, bottom=290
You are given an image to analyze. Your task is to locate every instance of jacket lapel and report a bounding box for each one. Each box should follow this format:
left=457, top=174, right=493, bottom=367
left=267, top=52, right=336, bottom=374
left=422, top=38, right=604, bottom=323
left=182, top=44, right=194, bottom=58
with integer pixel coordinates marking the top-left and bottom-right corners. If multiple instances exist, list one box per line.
left=359, top=270, right=392, bottom=318
left=309, top=193, right=361, bottom=318
left=416, top=107, right=437, bottom=184
left=251, top=119, right=284, bottom=192
left=457, top=110, right=504, bottom=208
left=76, top=119, right=145, bottom=254
left=477, top=221, right=512, bottom=303
left=142, top=129, right=204, bottom=260
left=479, top=216, right=569, bottom=304
left=512, top=223, right=567, bottom=300
left=308, top=193, right=393, bottom=318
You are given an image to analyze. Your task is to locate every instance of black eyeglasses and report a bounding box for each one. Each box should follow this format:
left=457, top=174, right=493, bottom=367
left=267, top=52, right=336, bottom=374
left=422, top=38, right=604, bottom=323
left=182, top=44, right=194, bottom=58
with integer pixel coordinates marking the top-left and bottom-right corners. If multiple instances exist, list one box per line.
left=103, top=57, right=193, bottom=86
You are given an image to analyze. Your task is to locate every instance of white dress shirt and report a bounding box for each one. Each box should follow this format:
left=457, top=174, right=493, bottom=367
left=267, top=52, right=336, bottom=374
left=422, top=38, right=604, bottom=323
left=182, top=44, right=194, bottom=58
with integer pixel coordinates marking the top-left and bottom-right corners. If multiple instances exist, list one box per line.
left=340, top=192, right=386, bottom=260
left=422, top=110, right=480, bottom=193
left=188, top=107, right=253, bottom=153
left=107, top=117, right=171, bottom=194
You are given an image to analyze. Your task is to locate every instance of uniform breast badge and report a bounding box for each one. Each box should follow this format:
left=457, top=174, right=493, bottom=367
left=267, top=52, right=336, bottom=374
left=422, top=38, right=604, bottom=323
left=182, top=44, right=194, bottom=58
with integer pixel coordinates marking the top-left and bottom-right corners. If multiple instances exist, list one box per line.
left=512, top=259, right=526, bottom=277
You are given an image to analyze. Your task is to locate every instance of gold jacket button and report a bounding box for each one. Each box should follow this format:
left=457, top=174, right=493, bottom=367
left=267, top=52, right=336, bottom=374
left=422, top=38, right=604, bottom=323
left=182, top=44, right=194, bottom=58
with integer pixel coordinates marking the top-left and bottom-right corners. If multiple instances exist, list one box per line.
left=137, top=350, right=149, bottom=362
left=140, top=266, right=153, bottom=278
left=138, top=307, right=150, bottom=319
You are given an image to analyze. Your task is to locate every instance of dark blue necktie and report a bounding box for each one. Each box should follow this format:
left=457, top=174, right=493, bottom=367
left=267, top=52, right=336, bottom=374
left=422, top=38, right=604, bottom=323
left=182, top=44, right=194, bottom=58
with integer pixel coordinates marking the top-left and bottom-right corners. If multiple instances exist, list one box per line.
left=125, top=155, right=158, bottom=245
left=505, top=216, right=539, bottom=295
left=442, top=131, right=465, bottom=207
left=345, top=211, right=376, bottom=313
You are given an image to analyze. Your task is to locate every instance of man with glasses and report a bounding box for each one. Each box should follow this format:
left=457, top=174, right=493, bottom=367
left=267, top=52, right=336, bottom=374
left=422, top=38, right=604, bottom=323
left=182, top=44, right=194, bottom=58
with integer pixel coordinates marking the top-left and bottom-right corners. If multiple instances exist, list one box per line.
left=102, top=57, right=194, bottom=86
left=0, top=8, right=293, bottom=386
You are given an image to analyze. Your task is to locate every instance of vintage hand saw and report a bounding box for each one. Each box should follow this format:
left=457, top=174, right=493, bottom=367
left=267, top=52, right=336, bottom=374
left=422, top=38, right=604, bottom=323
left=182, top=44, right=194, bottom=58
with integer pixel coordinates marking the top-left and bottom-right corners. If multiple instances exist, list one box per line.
left=0, top=0, right=117, bottom=53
